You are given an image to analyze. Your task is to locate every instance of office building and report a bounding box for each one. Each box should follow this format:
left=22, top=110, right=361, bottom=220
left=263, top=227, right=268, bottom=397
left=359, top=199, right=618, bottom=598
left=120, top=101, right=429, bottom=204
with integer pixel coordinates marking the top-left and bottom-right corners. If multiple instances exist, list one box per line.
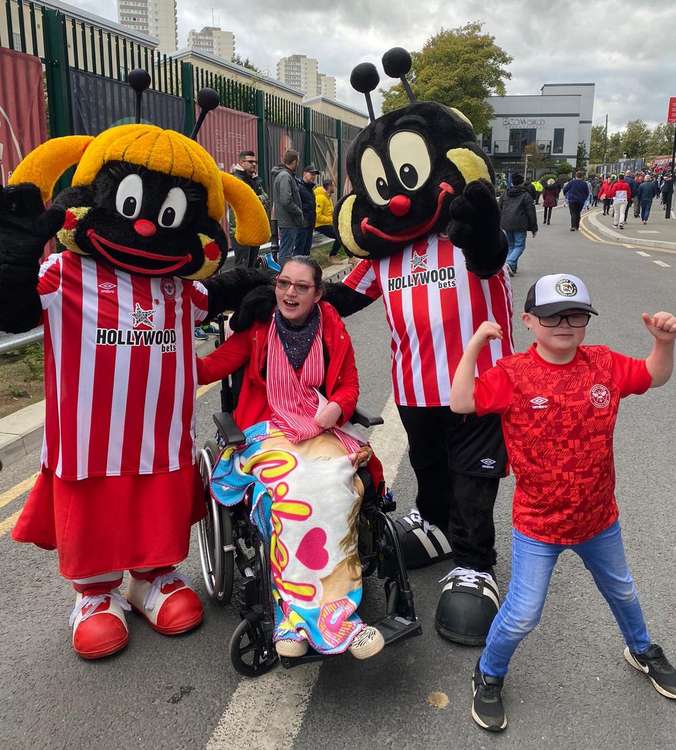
left=118, top=0, right=177, bottom=52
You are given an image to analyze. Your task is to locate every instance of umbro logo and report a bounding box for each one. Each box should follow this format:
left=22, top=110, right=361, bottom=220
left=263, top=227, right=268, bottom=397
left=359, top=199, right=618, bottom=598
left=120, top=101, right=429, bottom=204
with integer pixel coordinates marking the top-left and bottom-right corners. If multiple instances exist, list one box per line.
left=530, top=396, right=549, bottom=410
left=98, top=282, right=117, bottom=293
left=480, top=458, right=496, bottom=469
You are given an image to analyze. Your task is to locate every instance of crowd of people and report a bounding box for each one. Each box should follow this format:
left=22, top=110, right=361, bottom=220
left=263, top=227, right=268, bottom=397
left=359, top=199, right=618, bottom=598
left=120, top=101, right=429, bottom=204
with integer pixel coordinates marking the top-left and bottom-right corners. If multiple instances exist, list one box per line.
left=499, top=167, right=674, bottom=276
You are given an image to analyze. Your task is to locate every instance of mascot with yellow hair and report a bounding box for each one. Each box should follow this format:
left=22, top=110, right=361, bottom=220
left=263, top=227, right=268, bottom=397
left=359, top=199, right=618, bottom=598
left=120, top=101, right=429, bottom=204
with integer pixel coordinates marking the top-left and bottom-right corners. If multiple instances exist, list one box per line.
left=0, top=76, right=269, bottom=660
left=233, top=47, right=512, bottom=646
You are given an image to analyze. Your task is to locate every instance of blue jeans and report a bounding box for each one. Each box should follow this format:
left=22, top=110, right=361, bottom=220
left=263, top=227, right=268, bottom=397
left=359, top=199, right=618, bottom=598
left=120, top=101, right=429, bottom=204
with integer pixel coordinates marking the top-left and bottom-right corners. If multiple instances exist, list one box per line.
left=480, top=521, right=650, bottom=678
left=640, top=200, right=652, bottom=222
left=505, top=230, right=527, bottom=271
left=278, top=227, right=303, bottom=264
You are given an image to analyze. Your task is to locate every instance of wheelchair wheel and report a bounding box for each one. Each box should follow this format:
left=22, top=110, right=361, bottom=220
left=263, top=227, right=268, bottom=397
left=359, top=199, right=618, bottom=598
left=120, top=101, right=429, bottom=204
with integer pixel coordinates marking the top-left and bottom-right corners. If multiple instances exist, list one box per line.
left=229, top=617, right=278, bottom=677
left=197, top=439, right=234, bottom=603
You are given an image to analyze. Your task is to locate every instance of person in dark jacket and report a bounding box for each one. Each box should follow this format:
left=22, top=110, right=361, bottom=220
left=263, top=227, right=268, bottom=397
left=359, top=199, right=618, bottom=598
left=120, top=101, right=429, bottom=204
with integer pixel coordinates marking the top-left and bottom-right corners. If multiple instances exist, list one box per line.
left=296, top=164, right=320, bottom=256
left=563, top=171, right=590, bottom=231
left=624, top=172, right=639, bottom=223
left=230, top=150, right=270, bottom=267
left=637, top=176, right=658, bottom=224
left=498, top=173, right=537, bottom=275
left=272, top=150, right=305, bottom=263
left=541, top=179, right=559, bottom=225
left=662, top=173, right=674, bottom=219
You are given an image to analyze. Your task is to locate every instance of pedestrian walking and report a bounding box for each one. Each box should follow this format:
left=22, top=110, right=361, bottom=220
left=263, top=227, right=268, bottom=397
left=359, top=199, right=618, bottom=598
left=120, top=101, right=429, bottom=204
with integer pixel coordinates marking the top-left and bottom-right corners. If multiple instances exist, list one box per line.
left=600, top=175, right=614, bottom=215
left=229, top=150, right=270, bottom=267
left=541, top=178, right=558, bottom=225
left=450, top=273, right=676, bottom=732
left=624, top=171, right=638, bottom=223
left=637, top=175, right=658, bottom=224
left=498, top=173, right=537, bottom=276
left=296, top=164, right=320, bottom=256
left=662, top=173, right=674, bottom=219
left=591, top=175, right=601, bottom=207
left=272, top=149, right=305, bottom=263
left=562, top=170, right=589, bottom=230
left=608, top=173, right=632, bottom=229
left=314, top=178, right=342, bottom=257
left=531, top=179, right=543, bottom=204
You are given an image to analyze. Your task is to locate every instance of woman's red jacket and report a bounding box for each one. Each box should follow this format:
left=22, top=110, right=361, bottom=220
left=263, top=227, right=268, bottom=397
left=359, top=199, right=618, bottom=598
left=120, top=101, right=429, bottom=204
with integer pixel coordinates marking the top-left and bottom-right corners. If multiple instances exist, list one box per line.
left=196, top=301, right=359, bottom=431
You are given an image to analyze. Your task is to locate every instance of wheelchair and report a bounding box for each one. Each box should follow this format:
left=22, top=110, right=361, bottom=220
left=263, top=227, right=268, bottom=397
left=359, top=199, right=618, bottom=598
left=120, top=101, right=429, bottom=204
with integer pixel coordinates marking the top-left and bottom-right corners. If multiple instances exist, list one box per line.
left=197, top=315, right=422, bottom=677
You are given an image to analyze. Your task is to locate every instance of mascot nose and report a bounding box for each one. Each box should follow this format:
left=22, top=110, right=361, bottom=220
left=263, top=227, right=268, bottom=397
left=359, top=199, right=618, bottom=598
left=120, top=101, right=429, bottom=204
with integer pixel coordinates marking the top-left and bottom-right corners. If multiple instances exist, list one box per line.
left=388, top=194, right=411, bottom=217
left=134, top=219, right=157, bottom=237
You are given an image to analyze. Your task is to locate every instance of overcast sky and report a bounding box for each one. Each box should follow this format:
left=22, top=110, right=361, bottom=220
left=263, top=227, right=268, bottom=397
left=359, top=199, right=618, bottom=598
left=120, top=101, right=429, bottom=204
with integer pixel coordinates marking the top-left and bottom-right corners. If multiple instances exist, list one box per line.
left=77, top=0, right=676, bottom=132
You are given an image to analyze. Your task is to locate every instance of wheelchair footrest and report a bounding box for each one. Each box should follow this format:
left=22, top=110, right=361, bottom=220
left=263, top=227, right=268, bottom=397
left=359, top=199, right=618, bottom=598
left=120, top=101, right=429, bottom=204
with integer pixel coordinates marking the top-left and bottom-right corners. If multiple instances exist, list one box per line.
left=376, top=614, right=423, bottom=646
left=280, top=651, right=325, bottom=670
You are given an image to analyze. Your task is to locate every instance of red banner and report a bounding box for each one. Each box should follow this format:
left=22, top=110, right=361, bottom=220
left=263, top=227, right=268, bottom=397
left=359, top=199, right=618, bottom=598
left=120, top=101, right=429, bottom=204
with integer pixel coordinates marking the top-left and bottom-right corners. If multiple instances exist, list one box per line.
left=668, top=97, right=676, bottom=124
left=197, top=105, right=258, bottom=172
left=0, top=48, right=47, bottom=186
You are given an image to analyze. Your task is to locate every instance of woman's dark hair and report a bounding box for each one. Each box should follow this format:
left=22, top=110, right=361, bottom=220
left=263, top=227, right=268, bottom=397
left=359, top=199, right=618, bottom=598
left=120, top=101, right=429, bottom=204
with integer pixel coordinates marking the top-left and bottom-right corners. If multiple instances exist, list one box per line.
left=322, top=178, right=334, bottom=189
left=280, top=255, right=323, bottom=292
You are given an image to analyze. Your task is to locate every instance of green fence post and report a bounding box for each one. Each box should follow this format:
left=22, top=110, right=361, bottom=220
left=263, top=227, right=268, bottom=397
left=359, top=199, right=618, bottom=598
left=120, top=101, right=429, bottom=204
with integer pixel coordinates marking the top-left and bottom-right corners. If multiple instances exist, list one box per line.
left=336, top=120, right=343, bottom=199
left=255, top=89, right=267, bottom=191
left=181, top=62, right=195, bottom=136
left=303, top=105, right=311, bottom=167
left=42, top=9, right=73, bottom=139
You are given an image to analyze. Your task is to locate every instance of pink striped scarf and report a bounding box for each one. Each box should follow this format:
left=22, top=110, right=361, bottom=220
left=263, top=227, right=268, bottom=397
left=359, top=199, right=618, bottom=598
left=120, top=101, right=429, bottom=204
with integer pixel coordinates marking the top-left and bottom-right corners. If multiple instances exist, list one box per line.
left=266, top=308, right=361, bottom=453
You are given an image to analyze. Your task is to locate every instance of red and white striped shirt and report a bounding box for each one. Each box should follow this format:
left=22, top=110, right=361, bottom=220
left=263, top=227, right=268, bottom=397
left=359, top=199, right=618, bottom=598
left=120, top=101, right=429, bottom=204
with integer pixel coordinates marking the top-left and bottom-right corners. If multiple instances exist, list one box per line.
left=37, top=251, right=209, bottom=480
left=343, top=234, right=513, bottom=407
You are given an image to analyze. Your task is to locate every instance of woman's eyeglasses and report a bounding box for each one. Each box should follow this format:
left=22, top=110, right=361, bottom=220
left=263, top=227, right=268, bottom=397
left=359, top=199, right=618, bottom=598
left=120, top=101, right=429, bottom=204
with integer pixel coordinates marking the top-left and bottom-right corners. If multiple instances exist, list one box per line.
left=275, top=278, right=315, bottom=295
left=538, top=312, right=591, bottom=328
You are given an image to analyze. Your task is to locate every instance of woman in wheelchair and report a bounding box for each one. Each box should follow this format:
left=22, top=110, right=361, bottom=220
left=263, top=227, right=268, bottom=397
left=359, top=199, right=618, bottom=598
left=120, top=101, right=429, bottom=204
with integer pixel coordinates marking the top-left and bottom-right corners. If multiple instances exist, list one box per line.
left=197, top=256, right=385, bottom=660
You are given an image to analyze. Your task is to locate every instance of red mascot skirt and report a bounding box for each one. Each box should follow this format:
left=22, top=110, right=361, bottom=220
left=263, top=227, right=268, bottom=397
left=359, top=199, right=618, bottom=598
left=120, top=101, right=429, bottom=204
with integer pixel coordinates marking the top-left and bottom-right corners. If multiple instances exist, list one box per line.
left=12, top=465, right=205, bottom=579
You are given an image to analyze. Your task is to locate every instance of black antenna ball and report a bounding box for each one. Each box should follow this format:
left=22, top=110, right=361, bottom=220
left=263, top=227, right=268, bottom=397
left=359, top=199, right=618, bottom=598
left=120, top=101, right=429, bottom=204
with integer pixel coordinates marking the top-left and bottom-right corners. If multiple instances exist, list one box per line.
left=128, top=68, right=151, bottom=93
left=382, top=47, right=412, bottom=79
left=197, top=87, right=220, bottom=113
left=350, top=63, right=380, bottom=94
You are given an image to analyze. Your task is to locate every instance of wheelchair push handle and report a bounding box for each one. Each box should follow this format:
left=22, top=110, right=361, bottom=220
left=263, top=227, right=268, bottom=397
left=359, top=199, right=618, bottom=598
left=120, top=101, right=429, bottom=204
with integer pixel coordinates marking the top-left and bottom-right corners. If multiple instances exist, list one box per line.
left=350, top=407, right=384, bottom=428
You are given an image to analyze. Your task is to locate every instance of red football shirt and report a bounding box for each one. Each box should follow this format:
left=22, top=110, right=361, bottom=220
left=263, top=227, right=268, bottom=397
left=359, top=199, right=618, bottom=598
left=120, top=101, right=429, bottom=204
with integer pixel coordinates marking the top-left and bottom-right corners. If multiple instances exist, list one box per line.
left=474, top=344, right=651, bottom=544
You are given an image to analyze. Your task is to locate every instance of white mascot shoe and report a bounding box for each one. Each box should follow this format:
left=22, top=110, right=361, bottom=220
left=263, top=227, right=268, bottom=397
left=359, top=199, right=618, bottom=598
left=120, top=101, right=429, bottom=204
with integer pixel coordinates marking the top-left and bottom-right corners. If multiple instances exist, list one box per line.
left=127, top=570, right=203, bottom=636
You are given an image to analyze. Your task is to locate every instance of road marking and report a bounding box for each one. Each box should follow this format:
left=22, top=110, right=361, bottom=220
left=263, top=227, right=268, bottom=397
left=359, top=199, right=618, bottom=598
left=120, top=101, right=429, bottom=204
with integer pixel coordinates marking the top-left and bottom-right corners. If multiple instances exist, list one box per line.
left=653, top=260, right=671, bottom=268
left=207, top=392, right=408, bottom=750
left=0, top=508, right=21, bottom=537
left=636, top=251, right=651, bottom=257
left=0, top=472, right=37, bottom=511
left=637, top=230, right=659, bottom=234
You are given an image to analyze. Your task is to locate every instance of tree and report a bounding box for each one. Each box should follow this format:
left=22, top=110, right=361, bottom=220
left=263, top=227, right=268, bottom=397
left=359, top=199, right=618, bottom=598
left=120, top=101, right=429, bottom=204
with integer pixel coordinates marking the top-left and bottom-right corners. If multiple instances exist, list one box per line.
left=622, top=119, right=651, bottom=158
left=231, top=54, right=259, bottom=73
left=380, top=22, right=512, bottom=134
left=576, top=142, right=588, bottom=171
left=606, top=131, right=624, bottom=162
left=589, top=124, right=606, bottom=163
left=647, top=123, right=676, bottom=156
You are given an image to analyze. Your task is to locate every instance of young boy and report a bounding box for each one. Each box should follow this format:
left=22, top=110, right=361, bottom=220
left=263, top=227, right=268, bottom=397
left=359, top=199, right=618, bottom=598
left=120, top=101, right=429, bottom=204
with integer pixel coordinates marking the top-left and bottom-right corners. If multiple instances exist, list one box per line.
left=450, top=273, right=676, bottom=732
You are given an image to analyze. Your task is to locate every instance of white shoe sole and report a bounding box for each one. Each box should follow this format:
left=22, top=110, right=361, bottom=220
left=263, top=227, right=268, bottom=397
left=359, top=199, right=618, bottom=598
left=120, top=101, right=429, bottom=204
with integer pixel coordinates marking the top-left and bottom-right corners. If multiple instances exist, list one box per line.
left=624, top=647, right=676, bottom=699
left=349, top=629, right=385, bottom=660
left=471, top=680, right=508, bottom=731
left=275, top=639, right=309, bottom=657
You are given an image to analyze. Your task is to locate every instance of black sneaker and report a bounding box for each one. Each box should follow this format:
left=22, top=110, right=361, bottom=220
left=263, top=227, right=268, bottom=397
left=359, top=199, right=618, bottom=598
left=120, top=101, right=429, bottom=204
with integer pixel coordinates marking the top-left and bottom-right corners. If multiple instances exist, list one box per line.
left=624, top=644, right=676, bottom=699
left=472, top=661, right=507, bottom=731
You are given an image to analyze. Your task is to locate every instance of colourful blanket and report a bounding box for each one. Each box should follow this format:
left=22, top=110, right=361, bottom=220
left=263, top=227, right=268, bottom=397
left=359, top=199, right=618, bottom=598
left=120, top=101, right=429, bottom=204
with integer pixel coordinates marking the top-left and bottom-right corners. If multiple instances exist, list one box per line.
left=211, top=421, right=366, bottom=654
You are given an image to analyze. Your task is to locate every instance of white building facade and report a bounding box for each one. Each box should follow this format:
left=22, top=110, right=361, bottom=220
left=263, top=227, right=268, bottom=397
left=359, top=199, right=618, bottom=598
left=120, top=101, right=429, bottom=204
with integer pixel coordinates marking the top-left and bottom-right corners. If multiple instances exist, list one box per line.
left=118, top=0, right=177, bottom=52
left=277, top=54, right=336, bottom=98
left=483, top=83, right=595, bottom=173
left=187, top=27, right=234, bottom=61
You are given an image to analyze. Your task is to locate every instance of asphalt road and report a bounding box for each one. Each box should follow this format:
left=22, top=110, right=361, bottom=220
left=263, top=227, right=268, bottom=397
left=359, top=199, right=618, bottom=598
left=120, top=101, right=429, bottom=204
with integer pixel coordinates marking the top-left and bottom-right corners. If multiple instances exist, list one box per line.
left=1, top=206, right=675, bottom=749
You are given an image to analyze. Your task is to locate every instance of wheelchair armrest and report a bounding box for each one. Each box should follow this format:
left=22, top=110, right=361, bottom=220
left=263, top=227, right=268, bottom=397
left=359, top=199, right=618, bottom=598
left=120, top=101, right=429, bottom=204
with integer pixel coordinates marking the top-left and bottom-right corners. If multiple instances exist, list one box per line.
left=212, top=412, right=246, bottom=446
left=349, top=406, right=384, bottom=428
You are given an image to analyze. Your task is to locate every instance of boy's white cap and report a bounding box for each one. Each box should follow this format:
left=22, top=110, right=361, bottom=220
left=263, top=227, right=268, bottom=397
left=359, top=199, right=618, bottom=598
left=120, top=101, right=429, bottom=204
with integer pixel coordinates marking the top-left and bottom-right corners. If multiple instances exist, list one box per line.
left=524, top=273, right=598, bottom=316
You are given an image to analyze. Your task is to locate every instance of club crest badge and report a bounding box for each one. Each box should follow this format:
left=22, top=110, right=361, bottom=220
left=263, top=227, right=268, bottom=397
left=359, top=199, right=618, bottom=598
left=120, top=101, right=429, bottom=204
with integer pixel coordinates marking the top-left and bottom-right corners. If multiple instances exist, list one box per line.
left=555, top=278, right=578, bottom=297
left=590, top=384, right=610, bottom=408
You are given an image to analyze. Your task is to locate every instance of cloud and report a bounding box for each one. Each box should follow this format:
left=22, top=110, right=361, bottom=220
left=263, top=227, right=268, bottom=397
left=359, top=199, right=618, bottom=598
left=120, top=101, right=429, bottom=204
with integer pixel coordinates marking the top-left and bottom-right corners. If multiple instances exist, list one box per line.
left=76, top=0, right=676, bottom=131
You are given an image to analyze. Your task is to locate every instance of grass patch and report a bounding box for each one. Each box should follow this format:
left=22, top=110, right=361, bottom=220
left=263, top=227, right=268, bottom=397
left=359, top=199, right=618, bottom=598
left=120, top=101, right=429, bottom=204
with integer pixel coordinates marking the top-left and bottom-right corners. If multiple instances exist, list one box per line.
left=0, top=342, right=44, bottom=419
left=310, top=240, right=349, bottom=269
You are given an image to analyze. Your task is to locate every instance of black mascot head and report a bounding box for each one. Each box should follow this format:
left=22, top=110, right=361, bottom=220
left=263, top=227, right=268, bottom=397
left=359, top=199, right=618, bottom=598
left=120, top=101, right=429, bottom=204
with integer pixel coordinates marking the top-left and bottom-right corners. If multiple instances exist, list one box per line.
left=336, top=47, right=495, bottom=260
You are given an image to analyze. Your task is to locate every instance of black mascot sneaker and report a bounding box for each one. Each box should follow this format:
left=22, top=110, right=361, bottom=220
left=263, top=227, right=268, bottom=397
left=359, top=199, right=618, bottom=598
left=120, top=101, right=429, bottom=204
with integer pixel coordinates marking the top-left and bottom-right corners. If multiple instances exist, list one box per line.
left=435, top=567, right=499, bottom=645
left=624, top=644, right=676, bottom=699
left=394, top=508, right=453, bottom=569
left=472, top=660, right=507, bottom=732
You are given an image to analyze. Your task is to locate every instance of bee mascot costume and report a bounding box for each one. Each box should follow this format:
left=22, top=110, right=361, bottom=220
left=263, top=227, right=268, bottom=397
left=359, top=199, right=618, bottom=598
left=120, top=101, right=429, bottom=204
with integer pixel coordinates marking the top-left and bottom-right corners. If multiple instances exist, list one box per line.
left=0, top=72, right=270, bottom=660
left=234, top=47, right=513, bottom=646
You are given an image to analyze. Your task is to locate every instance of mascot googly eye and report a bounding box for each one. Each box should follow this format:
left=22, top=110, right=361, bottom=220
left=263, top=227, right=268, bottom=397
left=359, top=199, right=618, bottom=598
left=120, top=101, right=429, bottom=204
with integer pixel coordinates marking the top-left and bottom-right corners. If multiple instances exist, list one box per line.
left=10, top=81, right=269, bottom=281
left=336, top=47, right=496, bottom=262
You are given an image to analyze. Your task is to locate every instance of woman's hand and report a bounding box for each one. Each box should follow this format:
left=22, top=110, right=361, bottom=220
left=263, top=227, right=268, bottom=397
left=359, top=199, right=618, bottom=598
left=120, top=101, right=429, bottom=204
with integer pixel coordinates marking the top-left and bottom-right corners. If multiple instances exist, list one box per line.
left=315, top=401, right=343, bottom=429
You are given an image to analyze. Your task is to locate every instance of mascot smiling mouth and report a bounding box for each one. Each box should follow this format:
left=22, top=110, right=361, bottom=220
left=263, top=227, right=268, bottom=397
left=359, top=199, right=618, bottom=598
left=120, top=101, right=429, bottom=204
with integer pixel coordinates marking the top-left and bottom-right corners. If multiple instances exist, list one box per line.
left=360, top=182, right=455, bottom=243
left=86, top=229, right=192, bottom=275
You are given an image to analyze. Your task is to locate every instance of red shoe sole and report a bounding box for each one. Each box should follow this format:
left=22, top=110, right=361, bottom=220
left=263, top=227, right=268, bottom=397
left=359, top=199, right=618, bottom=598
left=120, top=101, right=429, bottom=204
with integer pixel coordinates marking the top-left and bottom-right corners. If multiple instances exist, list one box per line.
left=75, top=635, right=128, bottom=660
left=129, top=602, right=203, bottom=636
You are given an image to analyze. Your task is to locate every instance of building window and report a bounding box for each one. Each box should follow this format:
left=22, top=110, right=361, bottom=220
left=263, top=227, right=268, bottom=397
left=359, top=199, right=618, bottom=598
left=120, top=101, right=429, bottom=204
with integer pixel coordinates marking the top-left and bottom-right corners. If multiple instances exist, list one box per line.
left=482, top=129, right=492, bottom=153
left=508, top=128, right=536, bottom=155
left=553, top=128, right=564, bottom=154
